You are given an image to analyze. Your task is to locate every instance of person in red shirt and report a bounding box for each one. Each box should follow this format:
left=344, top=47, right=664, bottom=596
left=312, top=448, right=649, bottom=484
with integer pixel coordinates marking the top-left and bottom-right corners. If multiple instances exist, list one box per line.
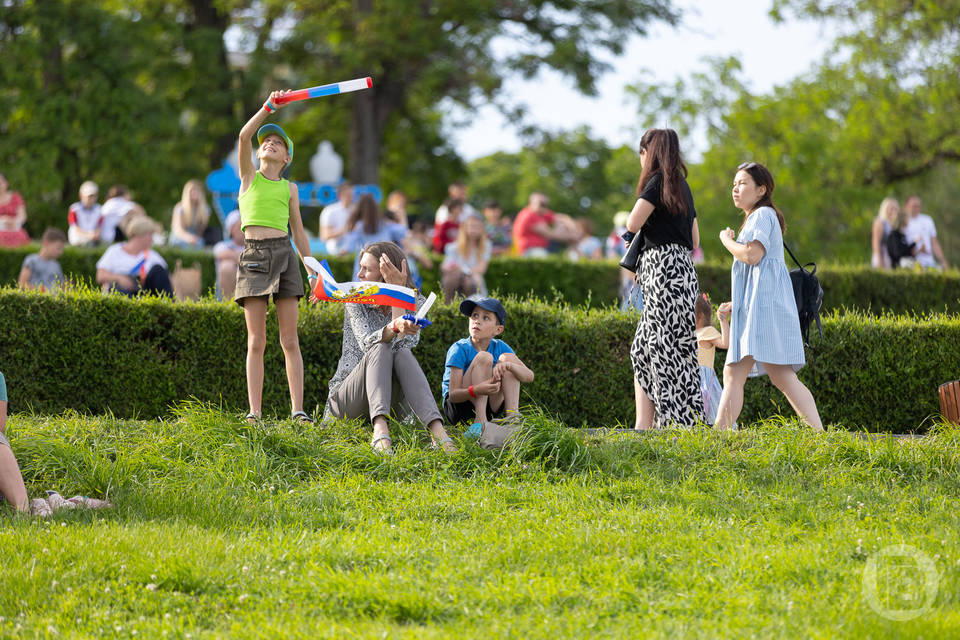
left=511, top=192, right=578, bottom=256
left=432, top=198, right=463, bottom=254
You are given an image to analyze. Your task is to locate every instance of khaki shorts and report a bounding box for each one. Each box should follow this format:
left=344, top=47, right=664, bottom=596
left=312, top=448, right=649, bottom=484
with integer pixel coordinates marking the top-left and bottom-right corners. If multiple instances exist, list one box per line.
left=234, top=237, right=304, bottom=305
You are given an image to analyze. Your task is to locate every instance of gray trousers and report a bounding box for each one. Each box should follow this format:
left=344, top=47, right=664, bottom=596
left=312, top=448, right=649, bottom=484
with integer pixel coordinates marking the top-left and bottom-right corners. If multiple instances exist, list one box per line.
left=327, top=343, right=443, bottom=426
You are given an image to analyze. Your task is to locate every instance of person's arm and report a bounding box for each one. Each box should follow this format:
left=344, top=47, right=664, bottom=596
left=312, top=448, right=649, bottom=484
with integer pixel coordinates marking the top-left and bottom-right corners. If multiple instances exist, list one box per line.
left=17, top=265, right=32, bottom=290
left=717, top=302, right=732, bottom=350
left=691, top=218, right=700, bottom=250
left=287, top=183, right=315, bottom=279
left=931, top=236, right=948, bottom=269
left=96, top=268, right=137, bottom=291
left=871, top=217, right=884, bottom=265
left=494, top=353, right=534, bottom=383
left=377, top=255, right=420, bottom=346
left=238, top=90, right=290, bottom=194
left=448, top=366, right=500, bottom=403
left=719, top=228, right=766, bottom=265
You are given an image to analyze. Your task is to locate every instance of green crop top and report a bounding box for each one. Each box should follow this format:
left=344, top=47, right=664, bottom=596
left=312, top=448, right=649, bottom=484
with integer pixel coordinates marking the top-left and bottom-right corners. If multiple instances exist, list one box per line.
left=238, top=172, right=291, bottom=232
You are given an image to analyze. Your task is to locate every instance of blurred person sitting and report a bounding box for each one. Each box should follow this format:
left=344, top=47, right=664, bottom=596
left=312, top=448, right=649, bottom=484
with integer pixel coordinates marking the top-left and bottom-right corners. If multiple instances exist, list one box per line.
left=0, top=172, right=30, bottom=248
left=512, top=192, right=579, bottom=257
left=903, top=195, right=948, bottom=270
left=434, top=180, right=478, bottom=224
left=100, top=184, right=147, bottom=244
left=319, top=182, right=354, bottom=255
left=569, top=217, right=603, bottom=260
left=67, top=180, right=103, bottom=247
left=483, top=200, right=513, bottom=256
left=441, top=213, right=490, bottom=303
left=385, top=190, right=410, bottom=228
left=432, top=197, right=463, bottom=254
left=169, top=179, right=212, bottom=248
left=213, top=210, right=245, bottom=300
left=343, top=193, right=408, bottom=277
left=18, top=228, right=66, bottom=292
left=96, top=216, right=173, bottom=297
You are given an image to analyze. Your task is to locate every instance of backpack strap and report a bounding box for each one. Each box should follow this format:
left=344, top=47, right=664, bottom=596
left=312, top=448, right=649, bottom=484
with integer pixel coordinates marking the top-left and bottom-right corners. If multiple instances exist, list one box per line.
left=784, top=241, right=818, bottom=275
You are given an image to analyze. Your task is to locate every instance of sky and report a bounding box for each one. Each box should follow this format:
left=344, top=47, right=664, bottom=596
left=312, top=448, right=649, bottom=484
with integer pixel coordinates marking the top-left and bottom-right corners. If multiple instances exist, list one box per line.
left=450, top=0, right=836, bottom=161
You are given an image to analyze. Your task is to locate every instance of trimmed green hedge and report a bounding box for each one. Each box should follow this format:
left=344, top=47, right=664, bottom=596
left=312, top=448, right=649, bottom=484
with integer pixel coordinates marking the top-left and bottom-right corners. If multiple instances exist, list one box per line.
left=2, top=244, right=958, bottom=312
left=0, top=288, right=957, bottom=431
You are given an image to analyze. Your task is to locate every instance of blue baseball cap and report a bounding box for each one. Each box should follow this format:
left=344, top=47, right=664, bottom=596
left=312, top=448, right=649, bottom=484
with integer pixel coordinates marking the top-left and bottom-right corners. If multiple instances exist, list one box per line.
left=256, top=124, right=294, bottom=162
left=459, top=296, right=506, bottom=325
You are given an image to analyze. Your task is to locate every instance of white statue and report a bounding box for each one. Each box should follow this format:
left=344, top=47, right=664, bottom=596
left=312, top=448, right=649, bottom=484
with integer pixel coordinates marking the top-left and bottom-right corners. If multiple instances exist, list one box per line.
left=310, top=140, right=343, bottom=184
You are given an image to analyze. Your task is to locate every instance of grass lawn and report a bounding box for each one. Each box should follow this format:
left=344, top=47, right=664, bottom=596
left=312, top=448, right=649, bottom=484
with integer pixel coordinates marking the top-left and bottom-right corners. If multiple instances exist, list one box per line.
left=1, top=404, right=959, bottom=638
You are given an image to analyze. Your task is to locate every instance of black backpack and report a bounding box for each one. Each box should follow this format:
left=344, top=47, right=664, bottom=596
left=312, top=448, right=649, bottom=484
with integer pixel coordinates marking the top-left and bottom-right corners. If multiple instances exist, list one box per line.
left=885, top=229, right=914, bottom=268
left=784, top=242, right=823, bottom=346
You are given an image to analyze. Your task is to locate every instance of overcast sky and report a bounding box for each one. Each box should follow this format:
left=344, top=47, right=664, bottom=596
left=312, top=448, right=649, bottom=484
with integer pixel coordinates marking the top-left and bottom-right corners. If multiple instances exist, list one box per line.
left=450, top=0, right=835, bottom=161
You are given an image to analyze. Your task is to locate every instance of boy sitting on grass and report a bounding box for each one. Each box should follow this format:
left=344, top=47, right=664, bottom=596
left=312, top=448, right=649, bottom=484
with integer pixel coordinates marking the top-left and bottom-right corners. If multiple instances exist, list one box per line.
left=442, top=297, right=534, bottom=435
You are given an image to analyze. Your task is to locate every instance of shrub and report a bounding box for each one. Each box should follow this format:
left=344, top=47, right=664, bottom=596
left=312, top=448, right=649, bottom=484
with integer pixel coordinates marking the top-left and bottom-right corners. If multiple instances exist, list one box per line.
left=0, top=288, right=957, bottom=431
left=2, top=245, right=957, bottom=312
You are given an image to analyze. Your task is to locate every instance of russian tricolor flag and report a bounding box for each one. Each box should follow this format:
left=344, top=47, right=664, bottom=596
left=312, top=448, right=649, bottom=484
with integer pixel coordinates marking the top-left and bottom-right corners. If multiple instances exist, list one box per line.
left=309, top=258, right=417, bottom=311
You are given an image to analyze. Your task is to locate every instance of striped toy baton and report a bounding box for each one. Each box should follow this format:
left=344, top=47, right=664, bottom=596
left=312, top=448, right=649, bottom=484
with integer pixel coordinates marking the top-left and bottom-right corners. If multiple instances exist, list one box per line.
left=264, top=77, right=373, bottom=112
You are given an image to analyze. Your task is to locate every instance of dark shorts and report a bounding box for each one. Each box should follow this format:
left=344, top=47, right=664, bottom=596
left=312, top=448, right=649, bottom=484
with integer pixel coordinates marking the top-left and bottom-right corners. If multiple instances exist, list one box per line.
left=442, top=395, right=505, bottom=425
left=234, top=236, right=304, bottom=305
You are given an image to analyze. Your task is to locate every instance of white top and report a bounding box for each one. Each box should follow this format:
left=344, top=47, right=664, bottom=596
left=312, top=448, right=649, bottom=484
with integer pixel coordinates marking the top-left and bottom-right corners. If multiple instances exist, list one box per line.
left=319, top=201, right=351, bottom=254
left=213, top=238, right=244, bottom=260
left=100, top=197, right=136, bottom=243
left=67, top=202, right=103, bottom=245
left=904, top=213, right=937, bottom=267
left=96, top=243, right=167, bottom=275
left=434, top=201, right=477, bottom=224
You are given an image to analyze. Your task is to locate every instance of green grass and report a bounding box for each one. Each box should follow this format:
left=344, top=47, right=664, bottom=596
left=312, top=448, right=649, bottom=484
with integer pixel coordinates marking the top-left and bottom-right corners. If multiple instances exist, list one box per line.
left=2, top=403, right=959, bottom=638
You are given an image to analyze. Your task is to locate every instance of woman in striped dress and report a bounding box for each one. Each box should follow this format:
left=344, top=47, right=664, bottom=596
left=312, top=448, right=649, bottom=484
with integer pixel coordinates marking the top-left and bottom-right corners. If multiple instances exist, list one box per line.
left=714, top=162, right=823, bottom=430
left=625, top=129, right=703, bottom=429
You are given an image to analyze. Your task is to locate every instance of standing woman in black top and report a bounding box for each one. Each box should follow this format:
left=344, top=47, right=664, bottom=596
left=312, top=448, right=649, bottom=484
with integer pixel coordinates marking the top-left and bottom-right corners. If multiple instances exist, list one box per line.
left=625, top=128, right=704, bottom=429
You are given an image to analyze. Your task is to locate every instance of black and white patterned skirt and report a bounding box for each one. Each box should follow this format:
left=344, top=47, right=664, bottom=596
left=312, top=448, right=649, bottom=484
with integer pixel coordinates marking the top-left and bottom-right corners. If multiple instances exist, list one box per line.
left=630, top=243, right=704, bottom=428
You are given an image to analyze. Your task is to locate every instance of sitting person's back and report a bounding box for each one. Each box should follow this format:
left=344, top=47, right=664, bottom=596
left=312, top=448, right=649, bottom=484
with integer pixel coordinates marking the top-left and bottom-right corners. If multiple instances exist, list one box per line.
left=18, top=228, right=66, bottom=292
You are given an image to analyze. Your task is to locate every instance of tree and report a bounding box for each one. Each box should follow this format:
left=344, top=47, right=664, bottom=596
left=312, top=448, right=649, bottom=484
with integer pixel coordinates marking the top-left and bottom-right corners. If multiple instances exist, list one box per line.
left=270, top=0, right=680, bottom=185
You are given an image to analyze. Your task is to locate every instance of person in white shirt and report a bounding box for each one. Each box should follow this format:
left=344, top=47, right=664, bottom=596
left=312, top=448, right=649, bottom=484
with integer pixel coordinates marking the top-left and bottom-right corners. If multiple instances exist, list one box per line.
left=318, top=182, right=354, bottom=254
left=903, top=195, right=948, bottom=270
left=434, top=181, right=477, bottom=225
left=96, top=216, right=173, bottom=297
left=100, top=184, right=146, bottom=243
left=67, top=181, right=103, bottom=246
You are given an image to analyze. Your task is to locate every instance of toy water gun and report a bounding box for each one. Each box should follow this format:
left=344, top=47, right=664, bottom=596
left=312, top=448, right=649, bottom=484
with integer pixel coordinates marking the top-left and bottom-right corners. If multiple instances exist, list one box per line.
left=402, top=292, right=437, bottom=328
left=264, top=77, right=373, bottom=112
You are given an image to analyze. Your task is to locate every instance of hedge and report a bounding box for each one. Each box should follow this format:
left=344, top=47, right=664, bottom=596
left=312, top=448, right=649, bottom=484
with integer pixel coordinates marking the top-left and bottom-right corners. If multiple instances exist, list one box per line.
left=0, top=287, right=957, bottom=432
left=2, top=244, right=958, bottom=313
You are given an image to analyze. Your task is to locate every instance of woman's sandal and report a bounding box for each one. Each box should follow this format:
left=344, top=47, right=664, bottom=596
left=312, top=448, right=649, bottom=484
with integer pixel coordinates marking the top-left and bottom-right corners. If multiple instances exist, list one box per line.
left=431, top=436, right=457, bottom=454
left=291, top=411, right=315, bottom=424
left=370, top=434, right=394, bottom=456
left=245, top=413, right=261, bottom=425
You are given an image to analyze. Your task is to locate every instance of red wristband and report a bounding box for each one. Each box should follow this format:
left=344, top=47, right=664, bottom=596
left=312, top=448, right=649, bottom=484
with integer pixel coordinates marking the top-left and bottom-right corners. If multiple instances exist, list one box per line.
left=468, top=385, right=477, bottom=398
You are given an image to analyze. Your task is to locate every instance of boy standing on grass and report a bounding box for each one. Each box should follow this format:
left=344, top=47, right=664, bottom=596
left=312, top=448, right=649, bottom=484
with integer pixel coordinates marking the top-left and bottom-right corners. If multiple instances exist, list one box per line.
left=18, top=228, right=66, bottom=291
left=442, top=297, right=534, bottom=435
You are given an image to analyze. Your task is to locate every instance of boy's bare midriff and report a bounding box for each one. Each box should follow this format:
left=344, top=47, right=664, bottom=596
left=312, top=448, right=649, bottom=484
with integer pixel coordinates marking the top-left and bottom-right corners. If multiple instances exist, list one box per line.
left=244, top=225, right=288, bottom=240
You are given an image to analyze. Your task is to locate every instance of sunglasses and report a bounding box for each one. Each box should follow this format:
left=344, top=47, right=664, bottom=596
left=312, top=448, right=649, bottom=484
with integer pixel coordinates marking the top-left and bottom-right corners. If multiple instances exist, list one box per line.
left=737, top=162, right=758, bottom=170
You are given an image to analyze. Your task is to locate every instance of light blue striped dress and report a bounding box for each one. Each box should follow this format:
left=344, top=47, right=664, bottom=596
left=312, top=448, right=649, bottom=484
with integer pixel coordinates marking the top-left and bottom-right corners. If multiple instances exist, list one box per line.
left=725, top=206, right=805, bottom=377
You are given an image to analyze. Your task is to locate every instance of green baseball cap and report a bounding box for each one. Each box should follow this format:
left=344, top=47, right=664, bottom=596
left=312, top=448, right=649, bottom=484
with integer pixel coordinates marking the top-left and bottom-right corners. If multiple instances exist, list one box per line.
left=257, top=124, right=294, bottom=162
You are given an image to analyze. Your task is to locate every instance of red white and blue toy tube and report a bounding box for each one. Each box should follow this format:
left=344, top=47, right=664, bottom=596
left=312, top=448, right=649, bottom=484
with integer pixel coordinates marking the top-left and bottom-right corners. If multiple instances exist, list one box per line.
left=265, top=77, right=373, bottom=112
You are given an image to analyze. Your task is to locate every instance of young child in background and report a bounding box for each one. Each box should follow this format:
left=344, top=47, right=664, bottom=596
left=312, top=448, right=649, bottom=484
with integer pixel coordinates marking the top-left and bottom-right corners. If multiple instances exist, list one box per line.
left=18, top=228, right=66, bottom=291
left=236, top=90, right=316, bottom=424
left=441, top=213, right=490, bottom=303
left=67, top=181, right=103, bottom=246
left=442, top=297, right=534, bottom=436
left=695, top=293, right=730, bottom=426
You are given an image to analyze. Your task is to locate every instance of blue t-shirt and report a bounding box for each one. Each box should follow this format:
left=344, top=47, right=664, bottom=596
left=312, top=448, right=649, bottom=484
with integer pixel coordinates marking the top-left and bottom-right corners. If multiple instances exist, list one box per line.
left=442, top=338, right=514, bottom=399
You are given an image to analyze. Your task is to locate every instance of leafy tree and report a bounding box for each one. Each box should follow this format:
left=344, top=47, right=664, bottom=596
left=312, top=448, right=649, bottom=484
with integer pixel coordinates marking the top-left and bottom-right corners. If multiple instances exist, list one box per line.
left=268, top=0, right=680, bottom=186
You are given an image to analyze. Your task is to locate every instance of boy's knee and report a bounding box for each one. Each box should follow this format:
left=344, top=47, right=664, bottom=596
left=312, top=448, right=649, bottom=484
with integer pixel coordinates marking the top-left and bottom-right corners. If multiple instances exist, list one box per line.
left=473, top=351, right=494, bottom=367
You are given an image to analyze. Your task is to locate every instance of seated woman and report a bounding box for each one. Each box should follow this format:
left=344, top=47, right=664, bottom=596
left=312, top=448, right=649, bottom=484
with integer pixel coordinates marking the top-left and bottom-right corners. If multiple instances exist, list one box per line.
left=169, top=179, right=212, bottom=248
left=95, top=216, right=174, bottom=297
left=321, top=241, right=456, bottom=454
left=0, top=371, right=29, bottom=514
left=441, top=213, right=490, bottom=303
left=0, top=172, right=30, bottom=248
left=342, top=194, right=408, bottom=277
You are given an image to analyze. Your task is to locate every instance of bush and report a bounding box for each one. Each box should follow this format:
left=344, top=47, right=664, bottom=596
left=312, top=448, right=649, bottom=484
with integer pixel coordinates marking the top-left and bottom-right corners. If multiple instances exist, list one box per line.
left=2, top=245, right=957, bottom=312
left=0, top=288, right=956, bottom=431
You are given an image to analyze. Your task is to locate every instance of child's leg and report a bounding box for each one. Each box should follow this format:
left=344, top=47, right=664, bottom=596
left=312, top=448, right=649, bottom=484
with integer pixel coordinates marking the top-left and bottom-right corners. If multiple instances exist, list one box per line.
left=275, top=296, right=305, bottom=415
left=763, top=363, right=824, bottom=431
left=0, top=400, right=28, bottom=513
left=441, top=271, right=462, bottom=304
left=714, top=357, right=754, bottom=430
left=495, top=354, right=525, bottom=413
left=243, top=298, right=268, bottom=417
left=462, top=351, right=495, bottom=422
